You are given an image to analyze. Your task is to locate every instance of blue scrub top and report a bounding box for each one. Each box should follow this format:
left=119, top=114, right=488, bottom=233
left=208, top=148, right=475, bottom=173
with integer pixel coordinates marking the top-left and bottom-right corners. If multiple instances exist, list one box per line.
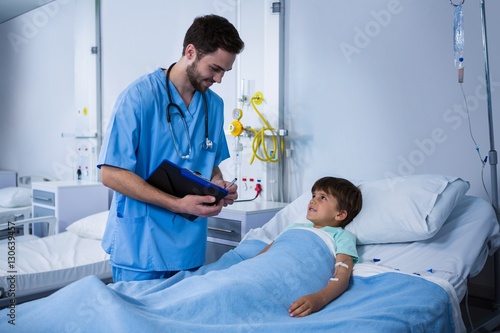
left=98, top=68, right=229, bottom=272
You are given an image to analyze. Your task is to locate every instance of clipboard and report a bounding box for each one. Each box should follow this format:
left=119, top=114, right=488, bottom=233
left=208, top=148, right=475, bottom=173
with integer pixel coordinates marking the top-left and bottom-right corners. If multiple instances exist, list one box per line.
left=146, top=159, right=229, bottom=221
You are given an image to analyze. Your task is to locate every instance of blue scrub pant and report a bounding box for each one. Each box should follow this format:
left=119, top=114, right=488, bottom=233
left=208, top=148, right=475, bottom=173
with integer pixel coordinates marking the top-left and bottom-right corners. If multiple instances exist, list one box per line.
left=112, top=266, right=179, bottom=282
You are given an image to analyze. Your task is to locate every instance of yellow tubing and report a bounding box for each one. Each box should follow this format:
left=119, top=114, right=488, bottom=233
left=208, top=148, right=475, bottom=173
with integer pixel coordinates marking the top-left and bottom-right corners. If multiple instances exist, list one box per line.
left=248, top=92, right=282, bottom=164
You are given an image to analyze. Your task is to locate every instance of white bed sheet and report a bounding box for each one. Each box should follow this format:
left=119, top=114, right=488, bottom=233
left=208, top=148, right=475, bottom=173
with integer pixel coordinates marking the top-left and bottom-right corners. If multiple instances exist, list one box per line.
left=0, top=231, right=111, bottom=297
left=352, top=262, right=466, bottom=332
left=357, top=195, right=500, bottom=300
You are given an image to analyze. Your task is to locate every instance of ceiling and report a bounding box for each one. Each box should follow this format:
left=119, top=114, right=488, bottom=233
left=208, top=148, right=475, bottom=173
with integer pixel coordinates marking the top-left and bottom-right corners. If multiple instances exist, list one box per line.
left=0, top=0, right=55, bottom=24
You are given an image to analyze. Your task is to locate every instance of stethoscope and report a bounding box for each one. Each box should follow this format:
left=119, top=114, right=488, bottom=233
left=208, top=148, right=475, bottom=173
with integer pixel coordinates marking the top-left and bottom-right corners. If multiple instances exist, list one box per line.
left=166, top=63, right=213, bottom=159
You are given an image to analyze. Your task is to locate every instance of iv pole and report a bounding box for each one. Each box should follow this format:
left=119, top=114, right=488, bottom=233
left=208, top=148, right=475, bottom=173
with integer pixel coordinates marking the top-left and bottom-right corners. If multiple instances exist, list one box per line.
left=479, top=1, right=499, bottom=219
left=470, top=0, right=500, bottom=331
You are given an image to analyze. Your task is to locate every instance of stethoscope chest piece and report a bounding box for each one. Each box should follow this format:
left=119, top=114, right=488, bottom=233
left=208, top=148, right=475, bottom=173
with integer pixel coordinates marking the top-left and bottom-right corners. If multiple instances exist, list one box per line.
left=203, top=138, right=213, bottom=151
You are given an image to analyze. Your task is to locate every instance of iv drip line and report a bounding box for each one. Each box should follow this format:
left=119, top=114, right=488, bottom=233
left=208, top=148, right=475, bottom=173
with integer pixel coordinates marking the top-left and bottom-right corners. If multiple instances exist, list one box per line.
left=458, top=83, right=490, bottom=200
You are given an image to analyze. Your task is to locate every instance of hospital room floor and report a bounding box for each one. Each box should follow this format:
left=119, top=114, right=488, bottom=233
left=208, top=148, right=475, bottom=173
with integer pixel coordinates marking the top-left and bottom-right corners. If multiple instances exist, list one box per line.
left=460, top=295, right=500, bottom=331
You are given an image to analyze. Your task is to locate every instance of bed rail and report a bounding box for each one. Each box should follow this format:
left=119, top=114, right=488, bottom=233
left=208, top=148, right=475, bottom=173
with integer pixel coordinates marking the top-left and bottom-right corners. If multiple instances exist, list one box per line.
left=0, top=216, right=57, bottom=238
left=0, top=207, right=32, bottom=225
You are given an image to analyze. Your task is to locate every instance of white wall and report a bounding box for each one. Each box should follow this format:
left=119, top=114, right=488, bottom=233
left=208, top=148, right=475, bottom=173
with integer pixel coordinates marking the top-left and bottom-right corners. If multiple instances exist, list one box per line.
left=282, top=0, right=500, bottom=205
left=99, top=0, right=239, bottom=127
left=0, top=0, right=75, bottom=179
left=0, top=0, right=241, bottom=181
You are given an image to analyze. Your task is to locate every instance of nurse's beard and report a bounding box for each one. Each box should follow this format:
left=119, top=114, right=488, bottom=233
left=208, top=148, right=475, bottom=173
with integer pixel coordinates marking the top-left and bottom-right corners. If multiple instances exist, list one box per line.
left=186, top=61, right=209, bottom=93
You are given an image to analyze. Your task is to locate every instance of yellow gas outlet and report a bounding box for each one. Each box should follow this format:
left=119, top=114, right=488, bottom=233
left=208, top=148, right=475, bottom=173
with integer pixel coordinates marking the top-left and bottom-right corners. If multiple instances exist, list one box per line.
left=252, top=92, right=264, bottom=105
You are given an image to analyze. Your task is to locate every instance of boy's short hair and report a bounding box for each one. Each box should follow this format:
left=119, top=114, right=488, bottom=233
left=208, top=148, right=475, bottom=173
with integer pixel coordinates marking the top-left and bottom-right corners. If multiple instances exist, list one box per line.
left=183, top=14, right=245, bottom=57
left=311, top=177, right=363, bottom=228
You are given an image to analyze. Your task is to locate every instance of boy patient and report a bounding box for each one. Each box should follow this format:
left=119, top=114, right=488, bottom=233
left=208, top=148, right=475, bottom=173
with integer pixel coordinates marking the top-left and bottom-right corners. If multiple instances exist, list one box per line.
left=259, top=176, right=362, bottom=318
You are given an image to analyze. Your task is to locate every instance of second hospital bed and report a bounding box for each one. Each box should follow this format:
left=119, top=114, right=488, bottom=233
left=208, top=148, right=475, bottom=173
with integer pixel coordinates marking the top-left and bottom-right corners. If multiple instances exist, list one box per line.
left=0, top=174, right=499, bottom=332
left=0, top=210, right=112, bottom=308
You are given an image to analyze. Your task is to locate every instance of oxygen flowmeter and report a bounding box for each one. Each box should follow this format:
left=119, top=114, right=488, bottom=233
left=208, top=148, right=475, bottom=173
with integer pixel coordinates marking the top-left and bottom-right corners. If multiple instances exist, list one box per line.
left=229, top=108, right=244, bottom=136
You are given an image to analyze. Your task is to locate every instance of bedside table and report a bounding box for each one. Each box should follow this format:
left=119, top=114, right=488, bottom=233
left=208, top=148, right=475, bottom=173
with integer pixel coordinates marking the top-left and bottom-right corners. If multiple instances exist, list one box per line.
left=205, top=200, right=288, bottom=264
left=32, top=180, right=109, bottom=234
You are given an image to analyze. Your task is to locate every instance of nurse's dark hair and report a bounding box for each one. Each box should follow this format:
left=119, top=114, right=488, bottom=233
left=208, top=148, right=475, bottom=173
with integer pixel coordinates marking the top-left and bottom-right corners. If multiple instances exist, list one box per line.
left=311, top=177, right=363, bottom=228
left=182, top=14, right=245, bottom=57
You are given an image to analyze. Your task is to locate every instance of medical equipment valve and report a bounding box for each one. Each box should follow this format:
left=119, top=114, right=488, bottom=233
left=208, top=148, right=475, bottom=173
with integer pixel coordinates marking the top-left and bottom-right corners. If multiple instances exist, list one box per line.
left=458, top=58, right=464, bottom=83
left=255, top=182, right=262, bottom=195
left=229, top=120, right=244, bottom=136
left=229, top=108, right=245, bottom=136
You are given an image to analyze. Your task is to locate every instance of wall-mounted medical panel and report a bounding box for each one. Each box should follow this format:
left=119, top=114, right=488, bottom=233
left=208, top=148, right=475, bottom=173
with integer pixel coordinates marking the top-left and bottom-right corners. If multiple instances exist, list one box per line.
left=219, top=0, right=284, bottom=202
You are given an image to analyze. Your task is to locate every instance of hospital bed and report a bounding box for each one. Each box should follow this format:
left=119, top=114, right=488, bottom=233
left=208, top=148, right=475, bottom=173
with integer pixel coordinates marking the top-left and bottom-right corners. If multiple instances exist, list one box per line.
left=1, top=174, right=499, bottom=332
left=0, top=210, right=111, bottom=309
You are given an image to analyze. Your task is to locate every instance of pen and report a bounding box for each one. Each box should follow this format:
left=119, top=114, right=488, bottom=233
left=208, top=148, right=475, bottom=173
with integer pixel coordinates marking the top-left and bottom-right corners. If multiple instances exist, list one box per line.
left=225, top=178, right=237, bottom=189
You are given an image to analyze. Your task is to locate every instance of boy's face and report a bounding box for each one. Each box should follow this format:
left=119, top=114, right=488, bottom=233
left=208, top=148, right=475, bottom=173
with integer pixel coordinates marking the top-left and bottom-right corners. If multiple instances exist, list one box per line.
left=306, top=190, right=346, bottom=228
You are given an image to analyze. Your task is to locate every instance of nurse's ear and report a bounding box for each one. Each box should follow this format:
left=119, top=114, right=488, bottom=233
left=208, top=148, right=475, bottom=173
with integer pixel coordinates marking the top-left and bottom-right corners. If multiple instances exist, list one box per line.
left=185, top=44, right=197, bottom=61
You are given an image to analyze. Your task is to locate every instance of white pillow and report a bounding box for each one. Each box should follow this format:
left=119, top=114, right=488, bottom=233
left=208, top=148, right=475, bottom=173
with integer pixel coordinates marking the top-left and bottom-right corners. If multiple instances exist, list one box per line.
left=66, top=210, right=109, bottom=240
left=243, top=174, right=469, bottom=245
left=345, top=174, right=470, bottom=244
left=0, top=187, right=31, bottom=207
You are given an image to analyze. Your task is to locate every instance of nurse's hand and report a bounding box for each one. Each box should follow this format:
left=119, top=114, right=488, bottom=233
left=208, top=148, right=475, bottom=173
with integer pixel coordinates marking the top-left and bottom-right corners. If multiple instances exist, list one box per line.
left=221, top=182, right=238, bottom=207
left=211, top=177, right=238, bottom=207
left=177, top=194, right=224, bottom=218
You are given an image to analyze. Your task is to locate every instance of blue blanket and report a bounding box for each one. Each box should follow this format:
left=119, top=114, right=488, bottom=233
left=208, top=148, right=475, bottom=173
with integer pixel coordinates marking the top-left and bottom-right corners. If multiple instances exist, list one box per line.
left=0, top=230, right=457, bottom=332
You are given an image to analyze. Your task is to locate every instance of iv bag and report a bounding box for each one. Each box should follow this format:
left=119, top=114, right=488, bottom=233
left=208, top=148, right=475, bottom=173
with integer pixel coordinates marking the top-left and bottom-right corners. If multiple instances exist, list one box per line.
left=454, top=5, right=464, bottom=67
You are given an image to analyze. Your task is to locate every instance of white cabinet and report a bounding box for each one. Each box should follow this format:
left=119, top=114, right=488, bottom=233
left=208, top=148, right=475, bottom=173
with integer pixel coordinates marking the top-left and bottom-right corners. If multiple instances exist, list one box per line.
left=205, top=201, right=288, bottom=264
left=32, top=181, right=109, bottom=234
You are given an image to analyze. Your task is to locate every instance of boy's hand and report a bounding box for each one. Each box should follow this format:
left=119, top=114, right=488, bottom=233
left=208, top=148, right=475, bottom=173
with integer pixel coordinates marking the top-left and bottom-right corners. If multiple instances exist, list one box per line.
left=288, top=293, right=325, bottom=317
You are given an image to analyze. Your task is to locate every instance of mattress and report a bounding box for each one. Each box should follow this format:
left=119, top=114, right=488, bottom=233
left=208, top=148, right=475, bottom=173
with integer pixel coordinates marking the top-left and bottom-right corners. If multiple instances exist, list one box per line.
left=0, top=231, right=111, bottom=298
left=356, top=195, right=500, bottom=300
